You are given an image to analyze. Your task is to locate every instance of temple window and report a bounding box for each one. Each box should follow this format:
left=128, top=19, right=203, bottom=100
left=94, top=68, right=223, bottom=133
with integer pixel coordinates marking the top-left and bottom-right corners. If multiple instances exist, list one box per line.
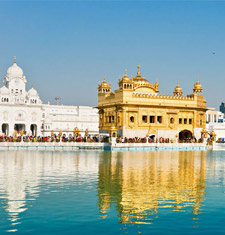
left=124, top=84, right=127, bottom=89
left=130, top=116, right=134, bottom=123
left=142, top=115, right=147, bottom=123
left=150, top=116, right=155, bottom=123
left=109, top=116, right=112, bottom=123
left=157, top=116, right=162, bottom=123
left=184, top=118, right=187, bottom=124
left=189, top=119, right=192, bottom=124
left=170, top=117, right=174, bottom=124
left=179, top=118, right=182, bottom=124
left=112, top=116, right=115, bottom=123
left=200, top=120, right=202, bottom=126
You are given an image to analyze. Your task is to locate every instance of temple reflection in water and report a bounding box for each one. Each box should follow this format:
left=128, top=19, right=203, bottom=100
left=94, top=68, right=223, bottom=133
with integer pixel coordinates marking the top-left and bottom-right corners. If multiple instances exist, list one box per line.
left=0, top=150, right=99, bottom=229
left=98, top=151, right=207, bottom=224
left=0, top=150, right=211, bottom=232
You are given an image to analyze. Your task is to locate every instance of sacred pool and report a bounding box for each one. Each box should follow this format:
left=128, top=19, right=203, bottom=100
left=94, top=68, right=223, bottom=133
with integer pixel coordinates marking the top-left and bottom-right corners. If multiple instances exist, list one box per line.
left=0, top=150, right=225, bottom=234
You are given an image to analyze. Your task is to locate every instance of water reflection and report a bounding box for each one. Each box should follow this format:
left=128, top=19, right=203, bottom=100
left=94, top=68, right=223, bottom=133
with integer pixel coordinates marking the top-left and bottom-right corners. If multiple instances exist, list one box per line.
left=98, top=151, right=207, bottom=225
left=0, top=150, right=99, bottom=231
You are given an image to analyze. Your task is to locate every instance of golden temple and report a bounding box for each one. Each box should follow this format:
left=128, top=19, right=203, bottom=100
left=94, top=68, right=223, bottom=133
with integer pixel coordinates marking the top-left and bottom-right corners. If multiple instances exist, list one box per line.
left=98, top=66, right=207, bottom=140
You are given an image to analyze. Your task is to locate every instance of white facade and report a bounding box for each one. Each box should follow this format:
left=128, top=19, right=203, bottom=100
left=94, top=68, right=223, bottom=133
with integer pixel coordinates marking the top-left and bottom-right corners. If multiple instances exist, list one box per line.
left=0, top=59, right=99, bottom=137
left=206, top=108, right=225, bottom=140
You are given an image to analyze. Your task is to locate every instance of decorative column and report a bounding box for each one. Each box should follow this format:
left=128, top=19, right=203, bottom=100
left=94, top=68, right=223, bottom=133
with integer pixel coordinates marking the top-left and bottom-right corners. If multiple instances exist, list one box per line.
left=110, top=126, right=117, bottom=146
left=20, top=130, right=24, bottom=143
left=201, top=128, right=208, bottom=145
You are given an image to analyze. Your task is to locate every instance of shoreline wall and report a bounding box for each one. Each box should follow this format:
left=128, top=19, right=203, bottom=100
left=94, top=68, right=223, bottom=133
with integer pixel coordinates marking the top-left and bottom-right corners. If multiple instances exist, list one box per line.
left=0, top=142, right=210, bottom=151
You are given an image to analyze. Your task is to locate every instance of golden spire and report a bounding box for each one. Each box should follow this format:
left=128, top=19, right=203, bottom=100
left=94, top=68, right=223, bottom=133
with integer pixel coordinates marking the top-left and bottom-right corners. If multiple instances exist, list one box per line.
left=193, top=76, right=203, bottom=94
left=137, top=65, right=141, bottom=76
left=155, top=78, right=159, bottom=91
left=122, top=68, right=129, bottom=81
left=104, top=75, right=106, bottom=82
left=174, top=81, right=183, bottom=96
left=14, top=56, right=16, bottom=64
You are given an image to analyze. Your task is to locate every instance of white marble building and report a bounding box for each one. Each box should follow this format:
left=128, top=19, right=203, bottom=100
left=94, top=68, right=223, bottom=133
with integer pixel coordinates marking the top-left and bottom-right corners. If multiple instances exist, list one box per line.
left=206, top=108, right=225, bottom=140
left=0, top=58, right=99, bottom=137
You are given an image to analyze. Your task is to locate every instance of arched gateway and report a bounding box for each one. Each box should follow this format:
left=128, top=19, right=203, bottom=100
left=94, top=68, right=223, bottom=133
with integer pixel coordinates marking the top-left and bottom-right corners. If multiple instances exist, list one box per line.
left=179, top=130, right=193, bottom=140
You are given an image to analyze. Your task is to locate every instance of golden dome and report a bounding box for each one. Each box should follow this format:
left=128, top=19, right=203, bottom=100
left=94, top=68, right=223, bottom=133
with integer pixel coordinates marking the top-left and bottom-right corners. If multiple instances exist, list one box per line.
left=101, top=75, right=109, bottom=87
left=174, top=83, right=182, bottom=93
left=122, top=69, right=130, bottom=82
left=132, top=66, right=159, bottom=93
left=133, top=65, right=151, bottom=85
left=193, top=78, right=203, bottom=93
left=173, top=82, right=183, bottom=96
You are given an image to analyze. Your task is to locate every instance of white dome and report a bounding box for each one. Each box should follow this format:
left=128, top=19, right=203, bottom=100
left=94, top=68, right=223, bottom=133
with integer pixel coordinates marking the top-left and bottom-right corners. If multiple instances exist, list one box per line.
left=28, top=87, right=38, bottom=97
left=0, top=86, right=10, bottom=95
left=7, top=62, right=24, bottom=78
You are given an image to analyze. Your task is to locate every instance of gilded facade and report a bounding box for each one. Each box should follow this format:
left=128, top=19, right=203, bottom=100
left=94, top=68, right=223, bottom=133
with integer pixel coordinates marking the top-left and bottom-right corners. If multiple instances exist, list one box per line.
left=98, top=66, right=207, bottom=139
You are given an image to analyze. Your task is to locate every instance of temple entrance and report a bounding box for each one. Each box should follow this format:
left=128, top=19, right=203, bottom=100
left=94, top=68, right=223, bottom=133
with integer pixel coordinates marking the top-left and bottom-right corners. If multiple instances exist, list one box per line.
left=30, top=124, right=37, bottom=136
left=2, top=124, right=9, bottom=135
left=14, top=124, right=26, bottom=134
left=179, top=130, right=192, bottom=141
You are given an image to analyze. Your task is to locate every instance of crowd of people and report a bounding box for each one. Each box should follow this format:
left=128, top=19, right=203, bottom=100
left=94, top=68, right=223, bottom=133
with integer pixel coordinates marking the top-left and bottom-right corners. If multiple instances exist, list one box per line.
left=116, top=136, right=205, bottom=144
left=0, top=135, right=100, bottom=143
left=0, top=133, right=212, bottom=144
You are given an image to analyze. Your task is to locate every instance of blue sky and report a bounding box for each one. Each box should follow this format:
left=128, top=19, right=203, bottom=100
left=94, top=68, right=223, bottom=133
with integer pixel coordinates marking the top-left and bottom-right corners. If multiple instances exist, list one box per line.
left=0, top=1, right=224, bottom=108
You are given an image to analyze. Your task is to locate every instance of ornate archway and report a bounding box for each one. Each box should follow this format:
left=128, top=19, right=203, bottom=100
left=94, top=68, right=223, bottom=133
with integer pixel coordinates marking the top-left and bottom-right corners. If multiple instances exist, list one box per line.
left=179, top=130, right=192, bottom=140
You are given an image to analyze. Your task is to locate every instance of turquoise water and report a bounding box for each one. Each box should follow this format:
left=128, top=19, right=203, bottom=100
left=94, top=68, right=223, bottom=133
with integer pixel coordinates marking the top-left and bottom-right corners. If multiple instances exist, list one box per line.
left=0, top=150, right=225, bottom=234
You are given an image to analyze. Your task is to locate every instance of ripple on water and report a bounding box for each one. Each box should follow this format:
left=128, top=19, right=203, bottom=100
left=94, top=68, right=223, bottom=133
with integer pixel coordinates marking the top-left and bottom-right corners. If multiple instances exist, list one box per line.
left=0, top=150, right=225, bottom=234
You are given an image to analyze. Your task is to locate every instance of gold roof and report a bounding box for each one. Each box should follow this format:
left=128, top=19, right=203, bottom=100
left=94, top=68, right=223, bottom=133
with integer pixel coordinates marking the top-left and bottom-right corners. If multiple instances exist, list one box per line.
left=194, top=79, right=203, bottom=91
left=132, top=65, right=152, bottom=85
left=122, top=69, right=130, bottom=82
left=100, top=75, right=111, bottom=88
left=174, top=82, right=182, bottom=93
